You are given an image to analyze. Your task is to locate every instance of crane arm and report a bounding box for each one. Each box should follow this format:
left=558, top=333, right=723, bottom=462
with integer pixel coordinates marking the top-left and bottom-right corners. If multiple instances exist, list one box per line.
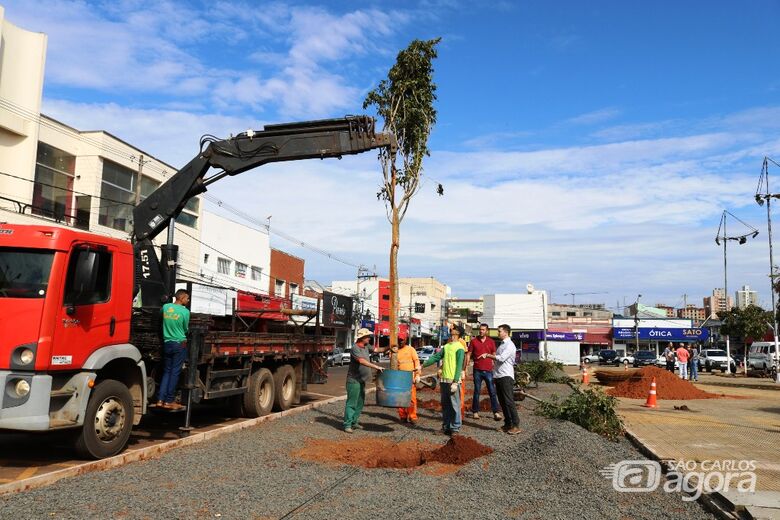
left=133, top=116, right=395, bottom=243
left=132, top=115, right=396, bottom=308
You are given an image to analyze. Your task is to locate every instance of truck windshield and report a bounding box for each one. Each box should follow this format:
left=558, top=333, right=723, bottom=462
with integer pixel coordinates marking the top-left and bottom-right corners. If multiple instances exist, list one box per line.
left=0, top=248, right=54, bottom=298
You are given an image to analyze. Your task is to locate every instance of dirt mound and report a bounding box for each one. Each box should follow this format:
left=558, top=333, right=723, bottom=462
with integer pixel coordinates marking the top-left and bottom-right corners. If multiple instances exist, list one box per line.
left=423, top=435, right=494, bottom=464
left=417, top=398, right=442, bottom=411
left=607, top=366, right=720, bottom=400
left=293, top=435, right=492, bottom=470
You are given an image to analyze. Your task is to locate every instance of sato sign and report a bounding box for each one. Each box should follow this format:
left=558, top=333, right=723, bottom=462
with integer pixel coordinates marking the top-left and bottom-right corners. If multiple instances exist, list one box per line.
left=322, top=291, right=353, bottom=328
left=613, top=327, right=709, bottom=341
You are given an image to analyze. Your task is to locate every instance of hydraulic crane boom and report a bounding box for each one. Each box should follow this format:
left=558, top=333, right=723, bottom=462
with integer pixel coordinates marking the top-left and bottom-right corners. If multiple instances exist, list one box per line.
left=132, top=115, right=396, bottom=308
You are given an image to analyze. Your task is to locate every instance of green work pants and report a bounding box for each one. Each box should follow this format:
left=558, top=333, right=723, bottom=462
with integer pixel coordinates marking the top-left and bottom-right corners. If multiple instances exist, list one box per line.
left=343, top=379, right=366, bottom=429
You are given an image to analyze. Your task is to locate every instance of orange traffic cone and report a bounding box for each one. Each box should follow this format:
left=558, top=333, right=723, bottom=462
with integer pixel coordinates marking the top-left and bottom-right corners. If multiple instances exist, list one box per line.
left=643, top=377, right=658, bottom=408
left=581, top=365, right=590, bottom=385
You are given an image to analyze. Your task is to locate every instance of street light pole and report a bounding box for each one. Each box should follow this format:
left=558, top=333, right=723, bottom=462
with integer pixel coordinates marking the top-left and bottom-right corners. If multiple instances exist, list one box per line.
left=756, top=157, right=780, bottom=383
left=716, top=210, right=759, bottom=376
left=634, top=294, right=642, bottom=353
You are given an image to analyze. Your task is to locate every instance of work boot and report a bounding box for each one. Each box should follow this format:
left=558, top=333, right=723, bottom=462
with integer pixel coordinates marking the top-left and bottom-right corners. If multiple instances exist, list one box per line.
left=472, top=412, right=480, bottom=419
left=344, top=427, right=354, bottom=434
left=493, top=412, right=503, bottom=421
left=506, top=427, right=522, bottom=435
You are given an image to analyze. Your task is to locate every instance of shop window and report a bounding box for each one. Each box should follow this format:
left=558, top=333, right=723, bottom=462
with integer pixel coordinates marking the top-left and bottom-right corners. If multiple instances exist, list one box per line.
left=98, top=160, right=135, bottom=231
left=217, top=258, right=231, bottom=275
left=32, top=143, right=75, bottom=223
left=176, top=211, right=198, bottom=228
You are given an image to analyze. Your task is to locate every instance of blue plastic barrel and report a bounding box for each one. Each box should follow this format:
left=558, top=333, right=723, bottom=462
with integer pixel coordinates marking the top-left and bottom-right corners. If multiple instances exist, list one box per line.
left=375, top=369, right=413, bottom=408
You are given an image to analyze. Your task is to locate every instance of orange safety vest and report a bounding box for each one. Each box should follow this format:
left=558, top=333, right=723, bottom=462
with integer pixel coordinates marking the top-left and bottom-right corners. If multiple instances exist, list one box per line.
left=392, top=345, right=420, bottom=372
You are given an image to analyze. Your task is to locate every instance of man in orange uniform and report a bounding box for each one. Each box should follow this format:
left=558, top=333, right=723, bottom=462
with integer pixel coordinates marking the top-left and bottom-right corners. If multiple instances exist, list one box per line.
left=389, top=335, right=421, bottom=424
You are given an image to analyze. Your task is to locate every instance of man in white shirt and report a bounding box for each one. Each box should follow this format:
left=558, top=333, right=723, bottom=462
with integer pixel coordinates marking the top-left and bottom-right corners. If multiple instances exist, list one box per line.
left=479, top=323, right=520, bottom=434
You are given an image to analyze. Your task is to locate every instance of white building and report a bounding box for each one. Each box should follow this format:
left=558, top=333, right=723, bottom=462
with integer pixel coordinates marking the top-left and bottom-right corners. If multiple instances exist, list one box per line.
left=736, top=285, right=759, bottom=310
left=482, top=292, right=548, bottom=330
left=186, top=211, right=271, bottom=314
left=0, top=8, right=201, bottom=275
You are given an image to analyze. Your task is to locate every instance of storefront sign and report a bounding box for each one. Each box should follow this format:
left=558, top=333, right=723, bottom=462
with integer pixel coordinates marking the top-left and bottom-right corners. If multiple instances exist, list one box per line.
left=513, top=331, right=583, bottom=341
left=322, top=291, right=353, bottom=328
left=613, top=327, right=709, bottom=341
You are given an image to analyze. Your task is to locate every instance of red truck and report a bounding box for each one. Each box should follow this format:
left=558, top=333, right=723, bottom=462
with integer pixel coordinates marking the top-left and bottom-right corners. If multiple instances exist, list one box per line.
left=0, top=116, right=395, bottom=458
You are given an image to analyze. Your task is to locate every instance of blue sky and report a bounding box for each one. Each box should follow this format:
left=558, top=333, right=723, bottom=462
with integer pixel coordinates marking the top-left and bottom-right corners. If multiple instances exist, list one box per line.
left=5, top=0, right=780, bottom=308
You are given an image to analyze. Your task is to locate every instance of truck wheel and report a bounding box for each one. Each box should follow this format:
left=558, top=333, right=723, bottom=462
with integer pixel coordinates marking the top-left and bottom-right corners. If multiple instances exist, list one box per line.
left=74, top=379, right=134, bottom=459
left=273, top=365, right=296, bottom=411
left=244, top=368, right=274, bottom=418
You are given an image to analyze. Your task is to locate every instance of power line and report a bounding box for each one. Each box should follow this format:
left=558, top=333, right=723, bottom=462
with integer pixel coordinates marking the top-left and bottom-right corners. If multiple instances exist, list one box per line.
left=203, top=194, right=365, bottom=269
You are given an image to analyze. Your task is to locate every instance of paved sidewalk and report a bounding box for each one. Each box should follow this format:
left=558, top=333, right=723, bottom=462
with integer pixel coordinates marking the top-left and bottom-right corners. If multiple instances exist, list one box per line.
left=617, top=383, right=780, bottom=507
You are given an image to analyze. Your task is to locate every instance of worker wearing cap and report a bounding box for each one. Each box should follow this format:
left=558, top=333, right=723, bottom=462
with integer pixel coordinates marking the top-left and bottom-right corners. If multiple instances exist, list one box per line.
left=343, top=328, right=385, bottom=433
left=422, top=324, right=466, bottom=435
left=388, top=335, right=421, bottom=424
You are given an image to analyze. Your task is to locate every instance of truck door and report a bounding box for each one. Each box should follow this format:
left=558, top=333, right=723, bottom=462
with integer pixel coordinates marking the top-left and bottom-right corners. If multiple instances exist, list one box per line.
left=51, top=244, right=117, bottom=370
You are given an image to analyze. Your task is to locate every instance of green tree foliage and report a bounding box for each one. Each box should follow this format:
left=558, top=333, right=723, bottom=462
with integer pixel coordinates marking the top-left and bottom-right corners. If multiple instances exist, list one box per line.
left=718, top=304, right=772, bottom=341
left=363, top=38, right=440, bottom=362
left=537, top=386, right=625, bottom=441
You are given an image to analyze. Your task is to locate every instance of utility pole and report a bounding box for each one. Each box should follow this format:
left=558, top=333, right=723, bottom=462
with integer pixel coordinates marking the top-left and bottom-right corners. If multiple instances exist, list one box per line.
left=756, top=157, right=780, bottom=383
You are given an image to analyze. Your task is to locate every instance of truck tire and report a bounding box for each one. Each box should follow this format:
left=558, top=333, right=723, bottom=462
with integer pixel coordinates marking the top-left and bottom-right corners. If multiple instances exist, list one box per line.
left=273, top=364, right=296, bottom=411
left=244, top=368, right=274, bottom=418
left=74, top=379, right=134, bottom=459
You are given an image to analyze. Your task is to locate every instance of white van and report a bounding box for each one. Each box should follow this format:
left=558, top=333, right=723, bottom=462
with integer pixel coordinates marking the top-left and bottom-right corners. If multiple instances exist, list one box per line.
left=748, top=342, right=778, bottom=373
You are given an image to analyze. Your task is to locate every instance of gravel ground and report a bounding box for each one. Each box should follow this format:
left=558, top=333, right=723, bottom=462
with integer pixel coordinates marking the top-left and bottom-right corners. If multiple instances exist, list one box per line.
left=1, top=382, right=714, bottom=519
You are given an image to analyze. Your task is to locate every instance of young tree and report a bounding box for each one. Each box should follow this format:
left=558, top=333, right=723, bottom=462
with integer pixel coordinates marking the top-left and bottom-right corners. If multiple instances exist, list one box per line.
left=363, top=38, right=440, bottom=369
left=718, top=304, right=772, bottom=372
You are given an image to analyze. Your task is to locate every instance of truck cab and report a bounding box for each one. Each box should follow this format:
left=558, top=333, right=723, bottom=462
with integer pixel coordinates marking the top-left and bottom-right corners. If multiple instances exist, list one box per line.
left=0, top=224, right=145, bottom=458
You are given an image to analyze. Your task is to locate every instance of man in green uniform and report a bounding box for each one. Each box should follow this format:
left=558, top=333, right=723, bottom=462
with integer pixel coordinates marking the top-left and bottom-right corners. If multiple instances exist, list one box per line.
left=422, top=324, right=466, bottom=435
left=157, top=289, right=190, bottom=410
left=343, top=328, right=385, bottom=433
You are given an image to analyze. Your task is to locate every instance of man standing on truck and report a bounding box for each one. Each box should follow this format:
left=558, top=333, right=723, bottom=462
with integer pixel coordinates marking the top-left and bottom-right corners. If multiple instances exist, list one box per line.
left=157, top=289, right=190, bottom=410
left=344, top=328, right=385, bottom=433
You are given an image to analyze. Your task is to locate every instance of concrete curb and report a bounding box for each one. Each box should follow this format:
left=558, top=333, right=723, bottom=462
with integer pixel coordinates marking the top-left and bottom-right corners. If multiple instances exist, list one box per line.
left=0, top=391, right=361, bottom=497
left=623, top=427, right=742, bottom=520
left=700, top=380, right=780, bottom=392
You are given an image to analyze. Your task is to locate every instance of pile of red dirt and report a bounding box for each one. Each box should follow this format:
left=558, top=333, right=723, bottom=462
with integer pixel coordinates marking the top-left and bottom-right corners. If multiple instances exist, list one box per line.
left=423, top=435, right=494, bottom=465
left=293, top=435, right=492, bottom=470
left=417, top=398, right=442, bottom=411
left=607, top=366, right=720, bottom=400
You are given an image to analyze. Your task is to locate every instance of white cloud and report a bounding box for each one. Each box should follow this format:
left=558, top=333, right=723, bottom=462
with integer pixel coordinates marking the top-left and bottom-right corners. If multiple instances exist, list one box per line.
left=41, top=99, right=780, bottom=301
left=565, top=107, right=622, bottom=126
left=3, top=1, right=408, bottom=118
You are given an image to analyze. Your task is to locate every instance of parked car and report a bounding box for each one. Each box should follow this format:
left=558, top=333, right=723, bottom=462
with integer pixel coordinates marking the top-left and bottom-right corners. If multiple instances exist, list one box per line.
left=701, top=349, right=730, bottom=373
left=748, top=342, right=778, bottom=376
left=655, top=355, right=679, bottom=369
left=598, top=349, right=618, bottom=365
left=327, top=347, right=351, bottom=366
left=417, top=346, right=435, bottom=364
left=582, top=353, right=601, bottom=364
left=618, top=353, right=635, bottom=366
left=632, top=350, right=656, bottom=367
